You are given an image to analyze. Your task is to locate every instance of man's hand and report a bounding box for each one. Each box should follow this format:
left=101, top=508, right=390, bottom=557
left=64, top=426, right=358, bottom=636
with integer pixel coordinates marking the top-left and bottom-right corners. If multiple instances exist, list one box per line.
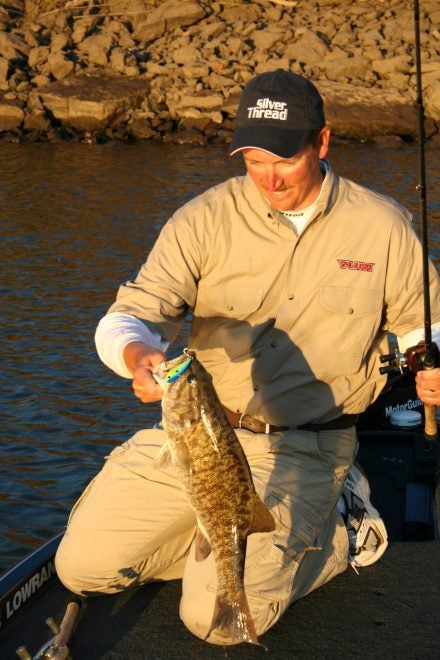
left=415, top=367, right=440, bottom=406
left=123, top=341, right=166, bottom=403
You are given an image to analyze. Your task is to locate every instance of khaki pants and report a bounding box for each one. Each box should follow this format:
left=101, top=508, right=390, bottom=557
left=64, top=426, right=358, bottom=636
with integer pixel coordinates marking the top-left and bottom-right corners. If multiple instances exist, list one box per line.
left=55, top=425, right=357, bottom=644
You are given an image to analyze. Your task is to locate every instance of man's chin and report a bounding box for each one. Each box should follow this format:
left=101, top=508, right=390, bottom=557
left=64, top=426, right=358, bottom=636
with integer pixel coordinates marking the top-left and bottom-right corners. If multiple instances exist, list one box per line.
left=271, top=200, right=292, bottom=212
left=265, top=194, right=291, bottom=211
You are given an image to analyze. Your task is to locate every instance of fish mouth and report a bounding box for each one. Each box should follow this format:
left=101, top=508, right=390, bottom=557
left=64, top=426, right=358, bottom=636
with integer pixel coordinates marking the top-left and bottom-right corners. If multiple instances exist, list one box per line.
left=152, top=349, right=195, bottom=388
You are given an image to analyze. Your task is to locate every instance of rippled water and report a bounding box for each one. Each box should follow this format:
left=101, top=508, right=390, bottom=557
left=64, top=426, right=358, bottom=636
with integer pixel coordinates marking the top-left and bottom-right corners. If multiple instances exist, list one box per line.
left=1, top=140, right=439, bottom=574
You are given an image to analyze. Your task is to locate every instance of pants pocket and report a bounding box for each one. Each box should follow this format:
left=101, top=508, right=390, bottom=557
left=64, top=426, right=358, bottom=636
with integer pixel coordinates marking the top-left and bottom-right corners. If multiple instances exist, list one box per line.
left=305, top=427, right=358, bottom=485
left=244, top=491, right=321, bottom=602
left=66, top=474, right=99, bottom=526
left=104, top=440, right=131, bottom=461
left=67, top=441, right=132, bottom=526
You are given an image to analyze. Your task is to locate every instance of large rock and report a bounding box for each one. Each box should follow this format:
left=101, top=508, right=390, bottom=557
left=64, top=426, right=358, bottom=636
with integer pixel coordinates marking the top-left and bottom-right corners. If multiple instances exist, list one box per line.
left=46, top=51, right=75, bottom=80
left=0, top=57, right=9, bottom=87
left=0, top=31, right=30, bottom=60
left=284, top=31, right=330, bottom=65
left=77, top=32, right=116, bottom=66
left=133, top=0, right=207, bottom=43
left=425, top=82, right=440, bottom=121
left=23, top=107, right=51, bottom=132
left=317, top=81, right=420, bottom=140
left=317, top=55, right=373, bottom=82
left=0, top=93, right=24, bottom=130
left=371, top=55, right=412, bottom=77
left=28, top=46, right=50, bottom=70
left=38, top=72, right=150, bottom=130
left=166, top=89, right=224, bottom=123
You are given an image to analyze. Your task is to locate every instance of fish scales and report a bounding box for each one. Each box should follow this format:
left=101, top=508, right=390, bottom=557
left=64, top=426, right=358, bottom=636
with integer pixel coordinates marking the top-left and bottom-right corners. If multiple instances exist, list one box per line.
left=154, top=350, right=276, bottom=645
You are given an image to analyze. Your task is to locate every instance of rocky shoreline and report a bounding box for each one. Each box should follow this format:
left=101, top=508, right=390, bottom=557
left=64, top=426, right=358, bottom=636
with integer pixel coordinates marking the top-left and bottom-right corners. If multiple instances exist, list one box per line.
left=0, top=0, right=439, bottom=145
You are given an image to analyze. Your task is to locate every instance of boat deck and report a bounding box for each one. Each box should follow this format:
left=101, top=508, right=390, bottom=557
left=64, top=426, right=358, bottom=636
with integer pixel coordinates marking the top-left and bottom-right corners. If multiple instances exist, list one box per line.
left=1, top=541, right=439, bottom=659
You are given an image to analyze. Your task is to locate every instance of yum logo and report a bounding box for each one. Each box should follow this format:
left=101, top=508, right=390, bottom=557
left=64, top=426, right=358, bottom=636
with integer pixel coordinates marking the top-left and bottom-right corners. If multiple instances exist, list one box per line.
left=337, top=259, right=375, bottom=272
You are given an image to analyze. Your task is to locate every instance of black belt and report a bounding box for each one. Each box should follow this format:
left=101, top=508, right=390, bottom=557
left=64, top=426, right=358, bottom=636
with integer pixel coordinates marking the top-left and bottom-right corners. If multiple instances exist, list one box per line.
left=223, top=407, right=358, bottom=435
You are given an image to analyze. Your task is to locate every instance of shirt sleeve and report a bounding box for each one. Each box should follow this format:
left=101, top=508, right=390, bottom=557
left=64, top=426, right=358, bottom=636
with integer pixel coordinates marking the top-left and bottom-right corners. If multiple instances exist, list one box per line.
left=397, top=320, right=440, bottom=353
left=95, top=312, right=170, bottom=378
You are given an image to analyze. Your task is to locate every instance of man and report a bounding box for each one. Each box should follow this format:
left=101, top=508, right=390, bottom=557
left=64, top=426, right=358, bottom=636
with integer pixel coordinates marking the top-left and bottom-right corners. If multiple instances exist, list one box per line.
left=55, top=70, right=440, bottom=644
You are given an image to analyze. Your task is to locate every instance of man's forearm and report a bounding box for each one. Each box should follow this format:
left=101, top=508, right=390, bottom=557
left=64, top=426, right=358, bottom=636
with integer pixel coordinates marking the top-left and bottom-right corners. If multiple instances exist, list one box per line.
left=95, top=312, right=169, bottom=378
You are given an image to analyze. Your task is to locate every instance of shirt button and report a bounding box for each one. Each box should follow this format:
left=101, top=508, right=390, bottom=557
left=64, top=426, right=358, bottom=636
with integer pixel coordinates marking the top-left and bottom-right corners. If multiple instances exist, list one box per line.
left=227, top=304, right=234, bottom=311
left=288, top=294, right=294, bottom=300
left=347, top=307, right=354, bottom=314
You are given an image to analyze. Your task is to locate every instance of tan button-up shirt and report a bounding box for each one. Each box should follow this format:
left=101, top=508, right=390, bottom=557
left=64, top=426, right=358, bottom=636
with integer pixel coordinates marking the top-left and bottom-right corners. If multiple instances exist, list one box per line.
left=108, top=162, right=440, bottom=427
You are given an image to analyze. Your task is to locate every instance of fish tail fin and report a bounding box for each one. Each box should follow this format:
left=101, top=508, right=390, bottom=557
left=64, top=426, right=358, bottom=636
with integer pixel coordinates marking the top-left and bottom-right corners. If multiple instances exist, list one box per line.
left=205, top=590, right=259, bottom=645
left=249, top=496, right=276, bottom=535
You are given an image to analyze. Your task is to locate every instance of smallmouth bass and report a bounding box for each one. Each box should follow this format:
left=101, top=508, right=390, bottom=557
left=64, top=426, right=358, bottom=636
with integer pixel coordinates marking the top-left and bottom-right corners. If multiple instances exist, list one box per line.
left=153, top=350, right=276, bottom=645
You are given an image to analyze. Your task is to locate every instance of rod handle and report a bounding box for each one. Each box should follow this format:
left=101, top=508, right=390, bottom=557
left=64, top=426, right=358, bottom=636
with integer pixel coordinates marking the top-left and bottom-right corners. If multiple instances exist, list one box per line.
left=53, top=599, right=82, bottom=650
left=424, top=403, right=438, bottom=441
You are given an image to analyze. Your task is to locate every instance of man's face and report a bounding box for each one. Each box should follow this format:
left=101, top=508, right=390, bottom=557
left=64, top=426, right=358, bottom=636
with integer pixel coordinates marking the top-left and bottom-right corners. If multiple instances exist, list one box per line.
left=242, top=127, right=330, bottom=212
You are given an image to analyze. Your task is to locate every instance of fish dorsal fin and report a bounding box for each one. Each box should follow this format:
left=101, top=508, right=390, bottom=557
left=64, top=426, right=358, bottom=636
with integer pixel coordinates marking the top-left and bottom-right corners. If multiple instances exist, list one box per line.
left=248, top=496, right=276, bottom=536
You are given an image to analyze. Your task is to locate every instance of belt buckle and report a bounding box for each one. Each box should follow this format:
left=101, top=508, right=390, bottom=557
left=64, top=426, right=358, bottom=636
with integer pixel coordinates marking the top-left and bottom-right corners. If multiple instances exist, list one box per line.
left=238, top=413, right=245, bottom=430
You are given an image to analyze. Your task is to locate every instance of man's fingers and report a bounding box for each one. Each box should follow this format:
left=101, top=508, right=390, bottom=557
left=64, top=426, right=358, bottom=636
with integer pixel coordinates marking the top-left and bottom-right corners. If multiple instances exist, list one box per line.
left=132, top=364, right=163, bottom=402
left=416, top=368, right=440, bottom=406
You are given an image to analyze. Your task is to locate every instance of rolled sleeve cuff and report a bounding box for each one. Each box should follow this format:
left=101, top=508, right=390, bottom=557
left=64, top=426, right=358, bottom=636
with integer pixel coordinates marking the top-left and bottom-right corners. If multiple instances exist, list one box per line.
left=95, top=312, right=169, bottom=378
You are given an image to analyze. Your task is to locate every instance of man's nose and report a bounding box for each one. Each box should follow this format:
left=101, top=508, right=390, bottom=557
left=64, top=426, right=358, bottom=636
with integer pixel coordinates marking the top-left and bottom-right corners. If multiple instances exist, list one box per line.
left=264, top=166, right=283, bottom=192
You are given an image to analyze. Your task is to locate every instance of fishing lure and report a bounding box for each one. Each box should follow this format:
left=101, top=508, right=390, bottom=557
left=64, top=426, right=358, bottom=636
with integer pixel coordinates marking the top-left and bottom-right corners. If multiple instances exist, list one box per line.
left=166, top=355, right=193, bottom=383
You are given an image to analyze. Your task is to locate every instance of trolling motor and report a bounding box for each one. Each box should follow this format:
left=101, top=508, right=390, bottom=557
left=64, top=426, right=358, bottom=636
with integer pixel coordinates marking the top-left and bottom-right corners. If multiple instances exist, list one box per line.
left=379, top=0, right=439, bottom=442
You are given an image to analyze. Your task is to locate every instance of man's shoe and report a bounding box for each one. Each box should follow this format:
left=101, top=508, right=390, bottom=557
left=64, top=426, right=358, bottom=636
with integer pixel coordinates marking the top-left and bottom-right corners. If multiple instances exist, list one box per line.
left=339, top=463, right=388, bottom=571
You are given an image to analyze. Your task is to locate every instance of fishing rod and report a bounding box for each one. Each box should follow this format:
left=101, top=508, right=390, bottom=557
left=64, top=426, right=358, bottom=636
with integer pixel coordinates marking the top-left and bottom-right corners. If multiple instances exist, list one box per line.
left=412, top=0, right=438, bottom=440
left=380, top=0, right=438, bottom=440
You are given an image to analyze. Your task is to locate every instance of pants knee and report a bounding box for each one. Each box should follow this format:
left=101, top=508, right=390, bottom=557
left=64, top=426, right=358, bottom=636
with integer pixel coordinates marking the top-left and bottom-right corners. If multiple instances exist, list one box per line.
left=55, top=539, right=89, bottom=595
left=54, top=534, right=126, bottom=596
left=180, top=579, right=275, bottom=646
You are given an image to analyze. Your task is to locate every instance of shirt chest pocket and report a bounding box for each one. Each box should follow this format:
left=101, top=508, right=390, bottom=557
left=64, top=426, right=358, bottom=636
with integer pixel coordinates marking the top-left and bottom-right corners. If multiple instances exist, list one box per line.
left=194, top=285, right=263, bottom=319
left=301, top=285, right=384, bottom=377
left=319, top=286, right=383, bottom=318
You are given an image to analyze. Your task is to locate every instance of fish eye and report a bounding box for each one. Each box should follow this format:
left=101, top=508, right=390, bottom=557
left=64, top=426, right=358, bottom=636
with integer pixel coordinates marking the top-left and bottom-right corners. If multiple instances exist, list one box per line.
left=187, top=373, right=197, bottom=383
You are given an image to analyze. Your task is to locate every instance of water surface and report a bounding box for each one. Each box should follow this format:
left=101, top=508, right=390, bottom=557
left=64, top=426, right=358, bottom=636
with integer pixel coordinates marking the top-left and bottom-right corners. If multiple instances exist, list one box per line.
left=1, top=140, right=439, bottom=573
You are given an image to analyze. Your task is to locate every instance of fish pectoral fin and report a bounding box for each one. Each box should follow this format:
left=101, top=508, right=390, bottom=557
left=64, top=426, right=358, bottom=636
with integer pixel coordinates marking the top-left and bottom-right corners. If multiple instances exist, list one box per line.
left=153, top=442, right=172, bottom=469
left=249, top=496, right=276, bottom=535
left=205, top=590, right=259, bottom=646
left=194, top=527, right=212, bottom=561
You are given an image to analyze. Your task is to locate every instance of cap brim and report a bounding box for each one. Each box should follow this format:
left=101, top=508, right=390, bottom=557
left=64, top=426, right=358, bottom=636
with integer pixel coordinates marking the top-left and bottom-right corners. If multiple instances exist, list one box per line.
left=229, top=126, right=310, bottom=158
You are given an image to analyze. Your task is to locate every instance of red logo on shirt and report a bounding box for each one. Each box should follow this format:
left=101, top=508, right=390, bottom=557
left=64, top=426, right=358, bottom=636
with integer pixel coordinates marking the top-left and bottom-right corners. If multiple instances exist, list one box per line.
left=337, top=259, right=374, bottom=272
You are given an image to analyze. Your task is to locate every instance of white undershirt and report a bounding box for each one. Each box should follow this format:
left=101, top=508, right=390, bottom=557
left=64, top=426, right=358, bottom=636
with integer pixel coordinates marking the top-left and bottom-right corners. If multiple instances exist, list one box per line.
left=281, top=201, right=318, bottom=234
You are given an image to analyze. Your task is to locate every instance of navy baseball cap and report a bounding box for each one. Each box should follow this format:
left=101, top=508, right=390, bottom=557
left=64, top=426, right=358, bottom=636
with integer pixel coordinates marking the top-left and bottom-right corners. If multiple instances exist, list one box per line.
left=229, top=70, right=325, bottom=158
